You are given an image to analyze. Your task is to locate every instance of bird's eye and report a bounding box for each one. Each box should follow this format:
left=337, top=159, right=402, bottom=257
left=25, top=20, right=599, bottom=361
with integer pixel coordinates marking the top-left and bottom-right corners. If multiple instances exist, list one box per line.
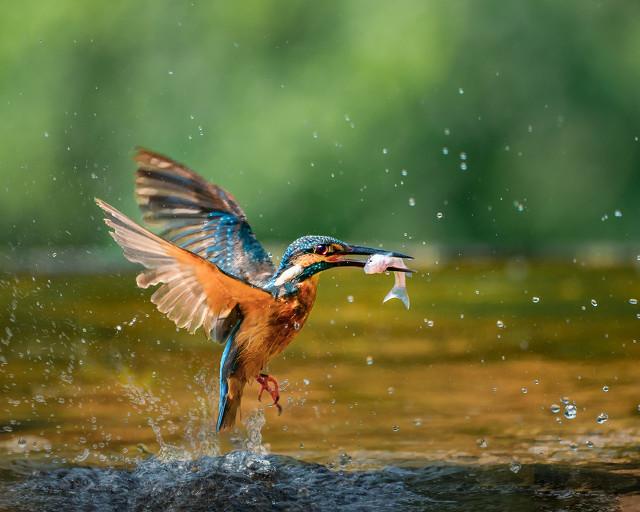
left=314, top=244, right=330, bottom=255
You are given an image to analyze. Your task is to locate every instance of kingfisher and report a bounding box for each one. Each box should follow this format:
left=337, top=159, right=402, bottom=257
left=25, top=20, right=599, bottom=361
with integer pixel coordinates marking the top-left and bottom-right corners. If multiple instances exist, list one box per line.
left=96, top=148, right=411, bottom=431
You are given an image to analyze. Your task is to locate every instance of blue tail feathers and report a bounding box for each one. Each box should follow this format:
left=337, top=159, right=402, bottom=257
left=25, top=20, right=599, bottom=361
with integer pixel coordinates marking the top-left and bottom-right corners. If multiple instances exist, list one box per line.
left=216, top=318, right=243, bottom=432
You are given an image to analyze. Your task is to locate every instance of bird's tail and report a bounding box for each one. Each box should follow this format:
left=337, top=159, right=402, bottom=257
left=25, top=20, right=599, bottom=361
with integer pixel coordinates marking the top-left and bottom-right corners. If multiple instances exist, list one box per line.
left=216, top=319, right=245, bottom=432
left=217, top=376, right=245, bottom=431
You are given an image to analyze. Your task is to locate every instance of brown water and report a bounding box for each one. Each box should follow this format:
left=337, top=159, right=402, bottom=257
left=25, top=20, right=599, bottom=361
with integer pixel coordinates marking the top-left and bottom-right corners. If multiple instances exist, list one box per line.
left=1, top=259, right=640, bottom=510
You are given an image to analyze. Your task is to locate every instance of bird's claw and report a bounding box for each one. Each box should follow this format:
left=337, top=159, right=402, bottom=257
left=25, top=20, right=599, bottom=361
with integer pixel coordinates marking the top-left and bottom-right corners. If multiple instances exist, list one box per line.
left=256, top=373, right=282, bottom=414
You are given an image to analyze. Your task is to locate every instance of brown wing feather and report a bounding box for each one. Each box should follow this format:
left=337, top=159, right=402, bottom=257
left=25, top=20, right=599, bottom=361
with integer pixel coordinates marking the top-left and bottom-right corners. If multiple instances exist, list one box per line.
left=95, top=198, right=273, bottom=339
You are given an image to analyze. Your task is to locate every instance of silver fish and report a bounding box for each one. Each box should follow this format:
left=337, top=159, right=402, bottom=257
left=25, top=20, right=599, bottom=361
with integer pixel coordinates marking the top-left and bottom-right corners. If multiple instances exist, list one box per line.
left=364, top=254, right=411, bottom=309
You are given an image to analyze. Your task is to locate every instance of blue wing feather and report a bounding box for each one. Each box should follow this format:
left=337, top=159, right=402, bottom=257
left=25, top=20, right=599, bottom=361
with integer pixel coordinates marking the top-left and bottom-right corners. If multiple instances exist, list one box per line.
left=134, top=148, right=275, bottom=287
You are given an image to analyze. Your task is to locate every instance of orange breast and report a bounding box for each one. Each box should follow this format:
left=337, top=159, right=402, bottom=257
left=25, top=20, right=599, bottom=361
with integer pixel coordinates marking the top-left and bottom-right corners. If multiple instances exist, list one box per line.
left=235, top=276, right=319, bottom=380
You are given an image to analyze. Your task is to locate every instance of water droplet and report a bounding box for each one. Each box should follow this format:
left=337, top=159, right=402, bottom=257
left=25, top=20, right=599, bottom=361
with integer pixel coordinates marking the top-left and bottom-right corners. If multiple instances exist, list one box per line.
left=408, top=197, right=416, bottom=207
left=477, top=438, right=488, bottom=449
left=532, top=296, right=540, bottom=304
left=442, top=147, right=449, bottom=155
left=596, top=412, right=608, bottom=424
left=460, top=162, right=468, bottom=171
left=436, top=212, right=444, bottom=219
left=586, top=440, right=594, bottom=448
left=629, top=298, right=638, bottom=305
left=401, top=169, right=408, bottom=176
left=423, top=319, right=434, bottom=327
left=459, top=152, right=467, bottom=161
left=509, top=461, right=522, bottom=474
left=444, top=128, right=450, bottom=136
left=521, top=387, right=528, bottom=394
left=413, top=418, right=422, bottom=427
left=590, top=299, right=598, bottom=307
left=458, top=87, right=464, bottom=95
left=346, top=295, right=354, bottom=303
left=387, top=387, right=395, bottom=395
left=496, top=320, right=505, bottom=329
left=303, top=378, right=310, bottom=386
left=43, top=131, right=49, bottom=138
left=382, top=148, right=389, bottom=155
left=602, top=385, right=609, bottom=393
left=293, top=321, right=301, bottom=330
left=366, top=356, right=374, bottom=366
left=550, top=404, right=561, bottom=414
left=338, top=452, right=352, bottom=466
left=564, top=404, right=577, bottom=420
left=392, top=425, right=400, bottom=432
left=614, top=209, right=622, bottom=218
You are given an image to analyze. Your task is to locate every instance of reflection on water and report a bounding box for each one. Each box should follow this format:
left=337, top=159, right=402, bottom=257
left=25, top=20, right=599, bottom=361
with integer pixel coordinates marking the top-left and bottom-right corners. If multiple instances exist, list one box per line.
left=1, top=260, right=640, bottom=509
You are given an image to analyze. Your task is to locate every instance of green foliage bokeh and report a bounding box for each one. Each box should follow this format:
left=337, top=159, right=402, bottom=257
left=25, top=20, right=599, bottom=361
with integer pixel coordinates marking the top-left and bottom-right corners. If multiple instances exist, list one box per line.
left=2, top=1, right=639, bottom=252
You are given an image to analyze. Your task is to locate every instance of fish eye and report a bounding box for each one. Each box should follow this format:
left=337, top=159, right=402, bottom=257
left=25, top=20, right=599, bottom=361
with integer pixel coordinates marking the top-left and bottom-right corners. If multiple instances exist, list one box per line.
left=314, top=244, right=330, bottom=255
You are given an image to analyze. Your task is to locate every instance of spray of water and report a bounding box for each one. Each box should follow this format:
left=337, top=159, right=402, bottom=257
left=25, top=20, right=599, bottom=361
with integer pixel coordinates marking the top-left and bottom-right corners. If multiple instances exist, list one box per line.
left=243, top=408, right=268, bottom=455
left=120, top=369, right=269, bottom=462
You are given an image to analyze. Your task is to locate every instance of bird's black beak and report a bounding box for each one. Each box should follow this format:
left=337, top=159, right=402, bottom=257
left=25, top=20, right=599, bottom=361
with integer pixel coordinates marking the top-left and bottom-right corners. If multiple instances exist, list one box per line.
left=327, top=244, right=414, bottom=272
left=346, top=245, right=413, bottom=259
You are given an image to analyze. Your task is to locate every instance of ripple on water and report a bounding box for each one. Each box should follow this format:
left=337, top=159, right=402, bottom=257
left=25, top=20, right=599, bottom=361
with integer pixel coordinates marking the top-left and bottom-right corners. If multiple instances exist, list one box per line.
left=0, top=453, right=638, bottom=511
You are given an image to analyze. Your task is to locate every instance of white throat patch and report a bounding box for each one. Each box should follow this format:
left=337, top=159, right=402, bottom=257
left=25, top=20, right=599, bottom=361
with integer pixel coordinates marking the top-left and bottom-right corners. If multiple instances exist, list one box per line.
left=274, top=264, right=303, bottom=287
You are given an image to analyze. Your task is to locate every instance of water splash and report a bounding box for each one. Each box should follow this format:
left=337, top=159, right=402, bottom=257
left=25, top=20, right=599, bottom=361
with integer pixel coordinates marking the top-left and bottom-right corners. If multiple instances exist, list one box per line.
left=243, top=408, right=268, bottom=455
left=122, top=371, right=222, bottom=462
left=184, top=368, right=220, bottom=458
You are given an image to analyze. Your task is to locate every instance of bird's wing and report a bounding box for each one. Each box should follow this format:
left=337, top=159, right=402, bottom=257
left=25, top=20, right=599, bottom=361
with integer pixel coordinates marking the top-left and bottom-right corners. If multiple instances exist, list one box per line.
left=134, top=148, right=275, bottom=286
left=96, top=199, right=273, bottom=340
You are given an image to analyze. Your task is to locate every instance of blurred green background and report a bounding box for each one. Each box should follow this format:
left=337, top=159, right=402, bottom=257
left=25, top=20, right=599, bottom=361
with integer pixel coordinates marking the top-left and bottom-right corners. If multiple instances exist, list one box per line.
left=2, top=1, right=640, bottom=255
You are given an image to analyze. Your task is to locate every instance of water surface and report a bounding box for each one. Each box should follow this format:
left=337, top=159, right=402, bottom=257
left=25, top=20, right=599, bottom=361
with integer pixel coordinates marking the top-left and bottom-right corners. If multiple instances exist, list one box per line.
left=1, top=259, right=639, bottom=509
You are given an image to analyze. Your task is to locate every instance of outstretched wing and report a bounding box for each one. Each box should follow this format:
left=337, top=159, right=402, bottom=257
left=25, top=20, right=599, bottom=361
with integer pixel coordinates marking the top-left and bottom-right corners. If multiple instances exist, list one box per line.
left=96, top=199, right=273, bottom=340
left=134, top=148, right=275, bottom=286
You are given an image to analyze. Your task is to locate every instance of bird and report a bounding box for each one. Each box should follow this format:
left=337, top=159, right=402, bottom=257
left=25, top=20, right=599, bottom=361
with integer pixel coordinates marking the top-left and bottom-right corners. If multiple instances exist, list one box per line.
left=96, top=148, right=412, bottom=432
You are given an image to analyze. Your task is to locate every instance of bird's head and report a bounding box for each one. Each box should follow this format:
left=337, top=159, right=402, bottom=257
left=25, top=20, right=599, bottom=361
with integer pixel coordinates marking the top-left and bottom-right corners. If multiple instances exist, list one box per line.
left=272, top=235, right=412, bottom=288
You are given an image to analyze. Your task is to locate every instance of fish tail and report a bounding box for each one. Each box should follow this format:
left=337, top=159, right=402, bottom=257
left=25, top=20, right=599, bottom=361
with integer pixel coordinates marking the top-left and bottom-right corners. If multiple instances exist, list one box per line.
left=383, top=286, right=410, bottom=309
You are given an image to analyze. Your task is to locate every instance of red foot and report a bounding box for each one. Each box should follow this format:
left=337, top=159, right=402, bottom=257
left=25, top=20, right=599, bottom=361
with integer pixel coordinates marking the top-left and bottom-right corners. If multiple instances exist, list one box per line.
left=256, top=373, right=282, bottom=415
